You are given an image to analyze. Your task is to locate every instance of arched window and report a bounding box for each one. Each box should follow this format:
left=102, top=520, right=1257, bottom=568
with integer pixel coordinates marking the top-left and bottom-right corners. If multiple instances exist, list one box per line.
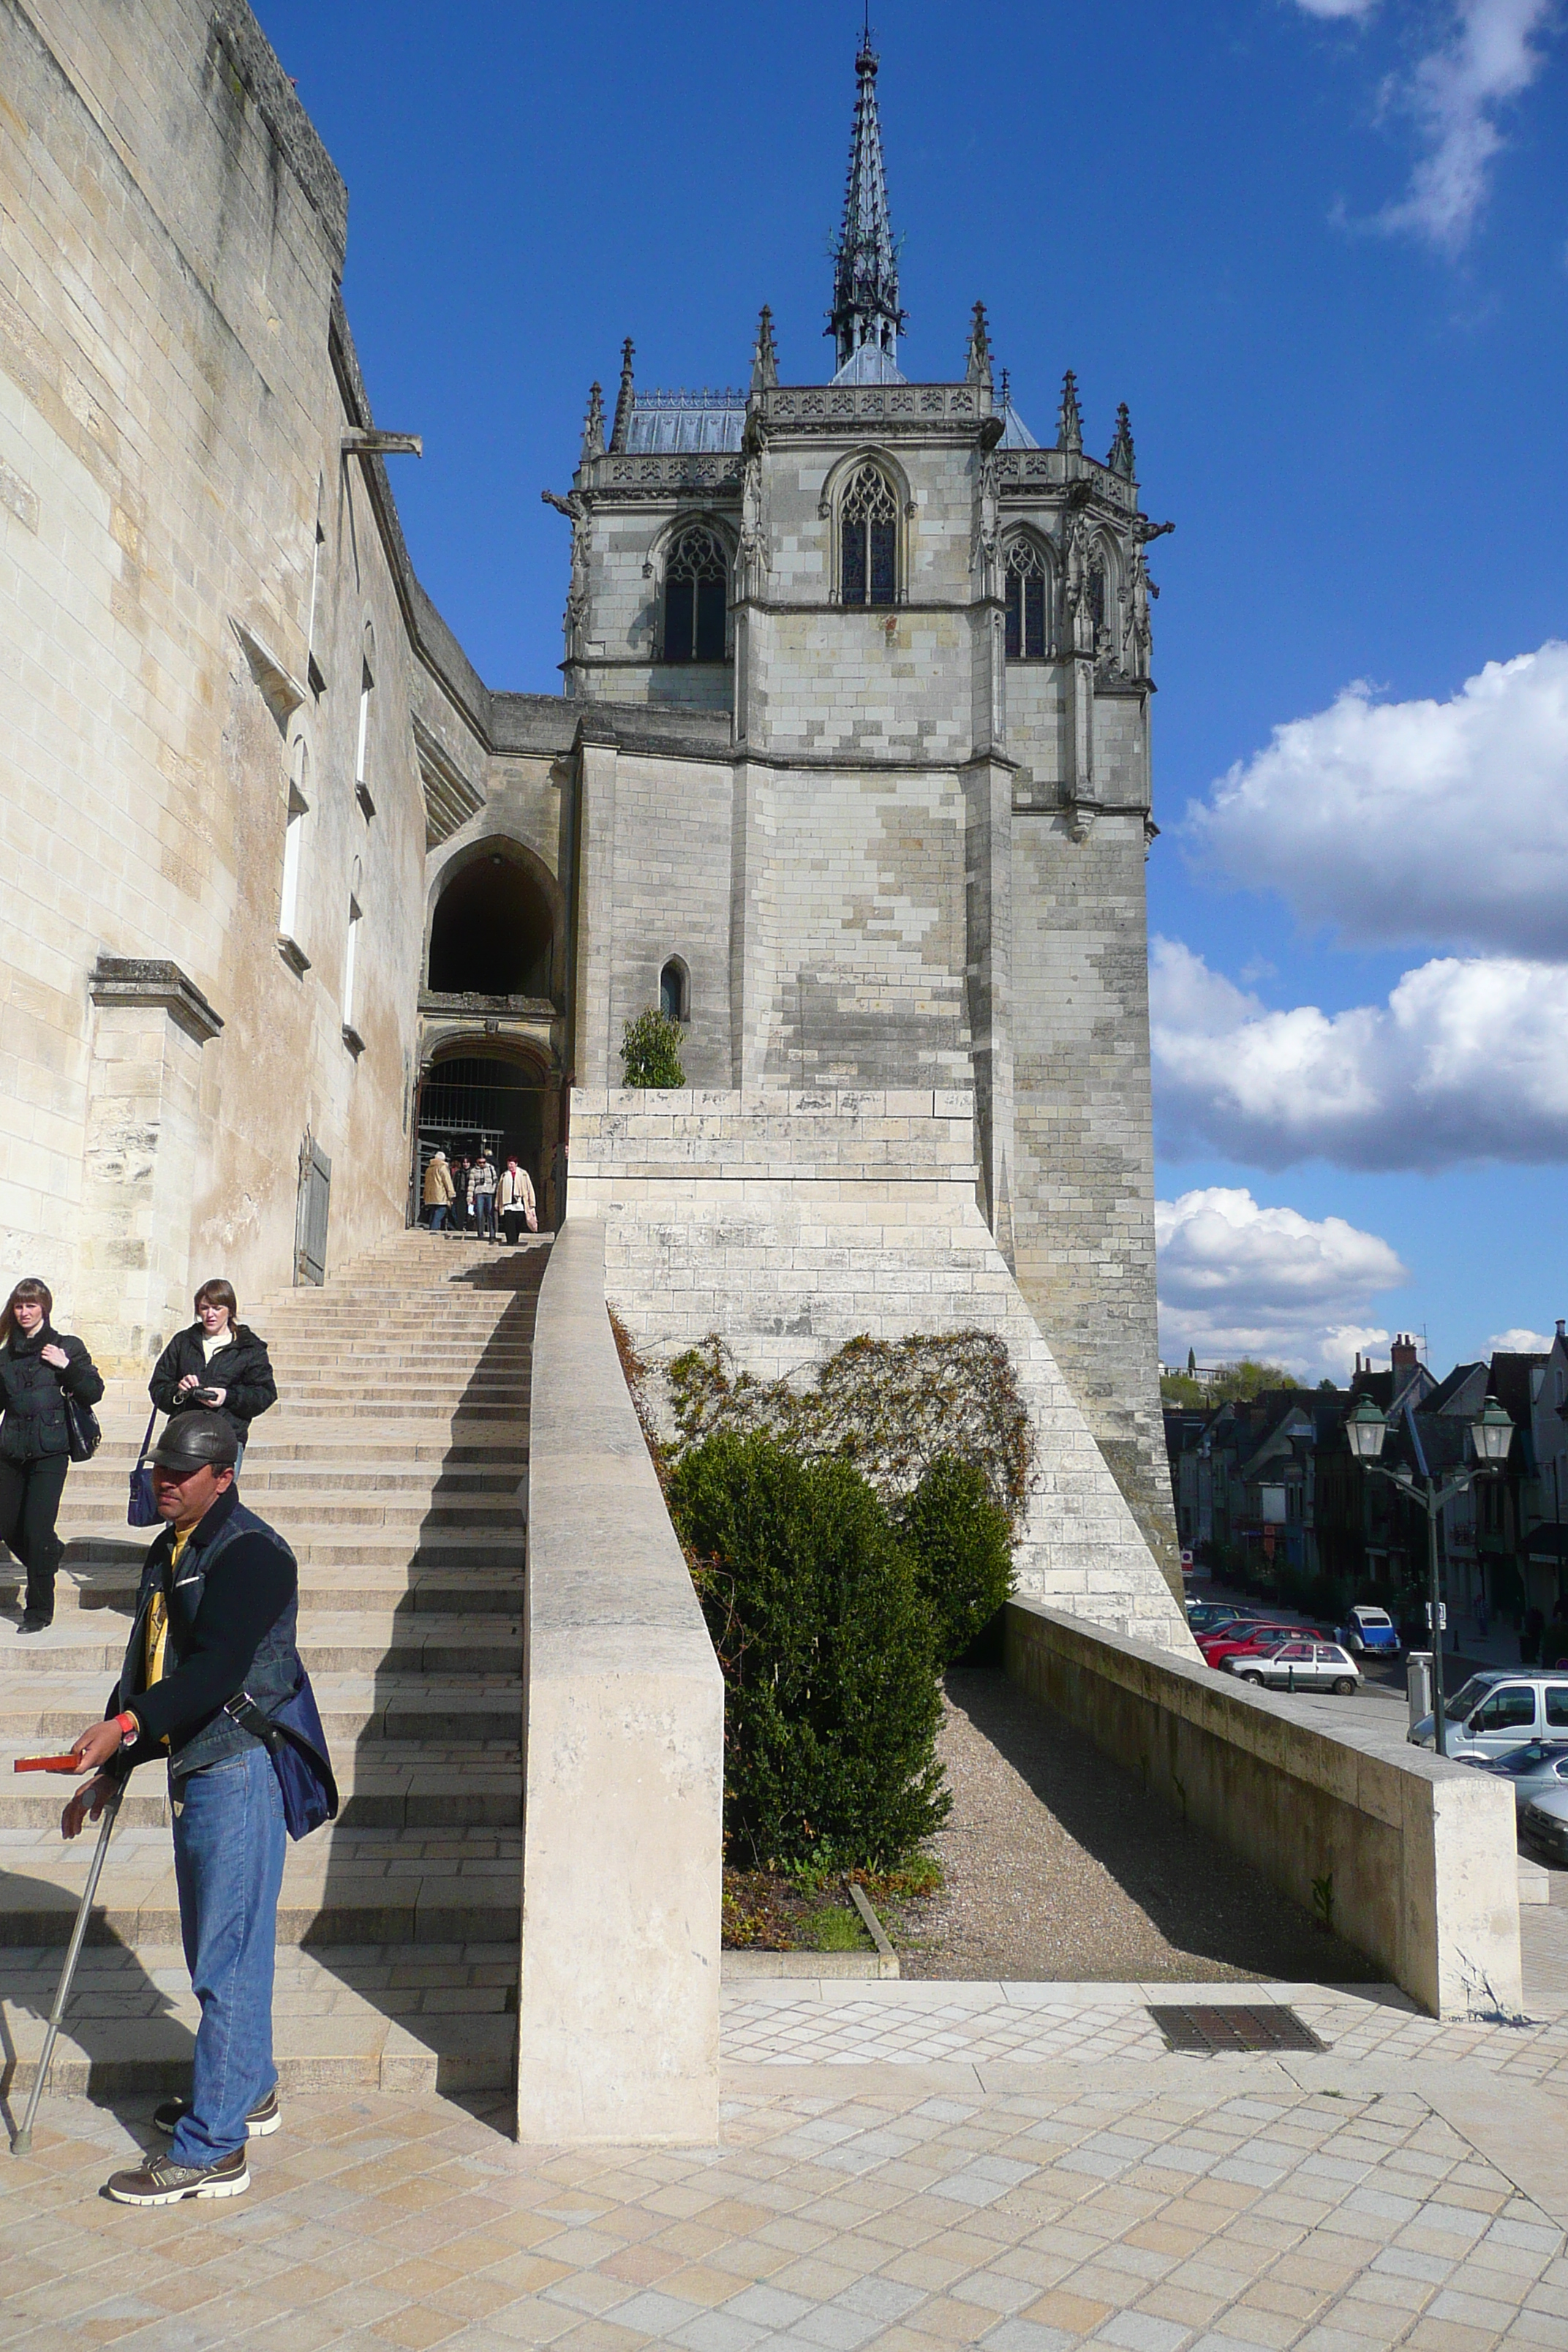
left=1004, top=540, right=1048, bottom=660
left=662, top=527, right=728, bottom=663
left=839, top=462, right=898, bottom=606
left=660, top=958, right=689, bottom=1023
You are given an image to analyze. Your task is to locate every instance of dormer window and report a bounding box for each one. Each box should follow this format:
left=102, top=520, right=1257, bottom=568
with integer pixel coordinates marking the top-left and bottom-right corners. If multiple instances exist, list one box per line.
left=662, top=526, right=728, bottom=663
left=1004, top=540, right=1048, bottom=660
left=840, top=462, right=898, bottom=606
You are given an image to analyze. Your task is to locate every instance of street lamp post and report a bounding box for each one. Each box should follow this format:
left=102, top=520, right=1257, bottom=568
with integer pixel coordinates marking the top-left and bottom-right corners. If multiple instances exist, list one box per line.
left=1345, top=1393, right=1514, bottom=1757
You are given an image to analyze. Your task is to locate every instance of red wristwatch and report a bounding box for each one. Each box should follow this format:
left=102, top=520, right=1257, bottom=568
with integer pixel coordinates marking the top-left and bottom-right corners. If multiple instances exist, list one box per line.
left=113, top=1712, right=138, bottom=1744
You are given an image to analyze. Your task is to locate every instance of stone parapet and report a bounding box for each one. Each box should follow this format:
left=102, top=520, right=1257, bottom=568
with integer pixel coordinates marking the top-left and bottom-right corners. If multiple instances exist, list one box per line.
left=519, top=1218, right=723, bottom=2144
left=567, top=1088, right=1191, bottom=1653
left=1006, top=1599, right=1523, bottom=2021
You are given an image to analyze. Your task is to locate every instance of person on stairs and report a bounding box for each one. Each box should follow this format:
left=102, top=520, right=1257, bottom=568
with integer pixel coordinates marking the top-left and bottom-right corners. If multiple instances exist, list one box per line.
left=470, top=1143, right=498, bottom=1243
left=497, top=1156, right=536, bottom=1245
left=148, top=1279, right=276, bottom=1471
left=61, top=1409, right=298, bottom=2206
left=423, top=1147, right=456, bottom=1231
left=0, top=1277, right=104, bottom=1634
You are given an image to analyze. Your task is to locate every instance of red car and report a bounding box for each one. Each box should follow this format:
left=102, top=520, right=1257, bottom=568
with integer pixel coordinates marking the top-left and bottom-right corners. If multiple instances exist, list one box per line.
left=1199, top=1619, right=1324, bottom=1670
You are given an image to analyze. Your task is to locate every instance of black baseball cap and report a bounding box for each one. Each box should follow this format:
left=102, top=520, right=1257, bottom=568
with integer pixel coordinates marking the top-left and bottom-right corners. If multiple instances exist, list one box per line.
left=148, top=1410, right=238, bottom=1471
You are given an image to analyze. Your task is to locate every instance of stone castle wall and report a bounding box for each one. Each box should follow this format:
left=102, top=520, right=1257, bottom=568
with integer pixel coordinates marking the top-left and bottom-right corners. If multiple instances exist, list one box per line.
left=0, top=0, right=474, bottom=1363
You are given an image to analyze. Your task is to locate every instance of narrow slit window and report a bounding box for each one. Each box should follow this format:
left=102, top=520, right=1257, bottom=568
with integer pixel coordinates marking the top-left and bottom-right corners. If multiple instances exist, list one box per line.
left=355, top=650, right=375, bottom=818
left=663, top=527, right=728, bottom=663
left=342, top=897, right=361, bottom=1028
left=279, top=739, right=310, bottom=960
left=840, top=463, right=898, bottom=608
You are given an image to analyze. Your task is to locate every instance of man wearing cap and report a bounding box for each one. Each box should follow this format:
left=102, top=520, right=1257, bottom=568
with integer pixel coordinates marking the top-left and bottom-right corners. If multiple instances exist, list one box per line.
left=62, top=1409, right=301, bottom=2206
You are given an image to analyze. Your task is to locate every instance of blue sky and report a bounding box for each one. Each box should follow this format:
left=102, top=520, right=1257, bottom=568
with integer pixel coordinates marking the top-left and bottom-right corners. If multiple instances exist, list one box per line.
left=254, top=1, right=1568, bottom=1379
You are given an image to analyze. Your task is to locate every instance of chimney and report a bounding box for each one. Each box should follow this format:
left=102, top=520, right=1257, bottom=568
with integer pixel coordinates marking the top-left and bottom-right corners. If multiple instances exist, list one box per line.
left=1557, top=1319, right=1565, bottom=1341
left=1391, top=1334, right=1419, bottom=1371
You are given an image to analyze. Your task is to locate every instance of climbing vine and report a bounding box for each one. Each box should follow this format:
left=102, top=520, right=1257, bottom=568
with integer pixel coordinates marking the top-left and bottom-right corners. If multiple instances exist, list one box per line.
left=647, top=1328, right=1035, bottom=1528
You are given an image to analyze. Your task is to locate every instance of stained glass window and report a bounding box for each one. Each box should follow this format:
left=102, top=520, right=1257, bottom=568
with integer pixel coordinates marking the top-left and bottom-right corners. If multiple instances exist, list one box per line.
left=1004, top=540, right=1047, bottom=660
left=663, top=527, right=728, bottom=663
left=840, top=463, right=897, bottom=607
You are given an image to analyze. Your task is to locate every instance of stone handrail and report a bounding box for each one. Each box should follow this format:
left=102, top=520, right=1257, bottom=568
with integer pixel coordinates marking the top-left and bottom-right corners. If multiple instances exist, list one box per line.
left=1006, top=1599, right=1521, bottom=2019
left=518, top=1218, right=723, bottom=2141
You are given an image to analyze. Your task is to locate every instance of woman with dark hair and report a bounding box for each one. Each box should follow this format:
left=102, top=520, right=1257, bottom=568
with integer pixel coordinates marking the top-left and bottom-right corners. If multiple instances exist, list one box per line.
left=148, top=1279, right=276, bottom=1468
left=0, top=1277, right=105, bottom=1632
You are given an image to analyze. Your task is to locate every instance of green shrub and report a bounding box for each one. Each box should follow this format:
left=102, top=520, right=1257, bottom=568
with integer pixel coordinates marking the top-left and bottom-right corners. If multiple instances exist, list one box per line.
left=897, top=1452, right=1014, bottom=1665
left=620, top=1005, right=685, bottom=1088
left=668, top=1431, right=949, bottom=1871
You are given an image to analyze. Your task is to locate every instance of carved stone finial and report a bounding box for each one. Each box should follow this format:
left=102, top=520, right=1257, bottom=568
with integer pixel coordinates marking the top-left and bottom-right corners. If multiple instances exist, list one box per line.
left=999, top=366, right=1010, bottom=415
left=608, top=339, right=636, bottom=453
left=580, top=382, right=605, bottom=466
left=1108, top=401, right=1135, bottom=479
left=965, top=299, right=992, bottom=388
left=751, top=304, right=780, bottom=393
left=1055, top=369, right=1082, bottom=455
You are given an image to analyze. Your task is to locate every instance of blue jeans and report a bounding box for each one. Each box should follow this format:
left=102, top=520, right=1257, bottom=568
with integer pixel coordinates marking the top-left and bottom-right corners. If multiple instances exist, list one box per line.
left=428, top=1202, right=448, bottom=1232
left=474, top=1191, right=496, bottom=1240
left=169, top=1742, right=285, bottom=2168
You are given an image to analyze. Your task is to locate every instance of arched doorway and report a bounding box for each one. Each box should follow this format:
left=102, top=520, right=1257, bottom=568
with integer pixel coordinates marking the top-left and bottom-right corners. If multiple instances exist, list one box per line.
left=415, top=1050, right=553, bottom=1230
left=428, top=850, right=554, bottom=999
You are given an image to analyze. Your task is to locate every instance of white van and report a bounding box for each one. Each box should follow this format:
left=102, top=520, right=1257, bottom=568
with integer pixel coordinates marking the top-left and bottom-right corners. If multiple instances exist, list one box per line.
left=1409, top=1669, right=1568, bottom=1760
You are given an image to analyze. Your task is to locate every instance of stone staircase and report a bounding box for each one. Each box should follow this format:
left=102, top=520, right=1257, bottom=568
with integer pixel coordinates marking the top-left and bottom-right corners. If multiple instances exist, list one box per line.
left=0, top=1229, right=544, bottom=2100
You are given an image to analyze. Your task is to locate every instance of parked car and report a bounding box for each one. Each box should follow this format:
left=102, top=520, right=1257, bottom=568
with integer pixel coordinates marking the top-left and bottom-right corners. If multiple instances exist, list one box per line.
left=1521, top=1786, right=1568, bottom=1867
left=1343, top=1605, right=1400, bottom=1659
left=1223, top=1640, right=1362, bottom=1696
left=1186, top=1602, right=1246, bottom=1635
left=1199, top=1620, right=1326, bottom=1669
left=1463, top=1739, right=1568, bottom=1817
left=1409, top=1669, right=1568, bottom=1759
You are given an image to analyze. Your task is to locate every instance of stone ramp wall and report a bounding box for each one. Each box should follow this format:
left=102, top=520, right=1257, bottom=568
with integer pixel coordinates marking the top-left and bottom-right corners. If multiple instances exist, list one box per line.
left=568, top=1088, right=1191, bottom=1652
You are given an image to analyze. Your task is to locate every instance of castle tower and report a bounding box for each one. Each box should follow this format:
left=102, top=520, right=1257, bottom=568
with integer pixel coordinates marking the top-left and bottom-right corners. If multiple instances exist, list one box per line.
left=551, top=38, right=1179, bottom=1583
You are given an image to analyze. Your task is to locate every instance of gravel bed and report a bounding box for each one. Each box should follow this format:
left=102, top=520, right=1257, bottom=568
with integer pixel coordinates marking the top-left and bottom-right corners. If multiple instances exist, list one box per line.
left=896, top=1667, right=1382, bottom=1983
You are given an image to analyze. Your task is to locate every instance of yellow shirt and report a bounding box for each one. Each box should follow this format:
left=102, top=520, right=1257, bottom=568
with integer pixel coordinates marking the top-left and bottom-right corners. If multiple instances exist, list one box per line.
left=142, top=1526, right=190, bottom=1744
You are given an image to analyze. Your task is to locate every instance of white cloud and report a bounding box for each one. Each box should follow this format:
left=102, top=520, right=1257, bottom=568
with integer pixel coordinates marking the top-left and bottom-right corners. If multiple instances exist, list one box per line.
left=1151, top=937, right=1568, bottom=1170
left=1293, top=1, right=1555, bottom=249
left=1488, top=1325, right=1555, bottom=1352
left=1186, top=642, right=1568, bottom=960
left=1381, top=1, right=1555, bottom=247
left=1157, top=1185, right=1405, bottom=1377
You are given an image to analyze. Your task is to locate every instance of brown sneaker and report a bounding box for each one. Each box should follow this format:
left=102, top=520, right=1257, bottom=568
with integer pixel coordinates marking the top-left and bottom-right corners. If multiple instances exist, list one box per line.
left=151, top=2087, right=280, bottom=2139
left=105, top=2146, right=249, bottom=2205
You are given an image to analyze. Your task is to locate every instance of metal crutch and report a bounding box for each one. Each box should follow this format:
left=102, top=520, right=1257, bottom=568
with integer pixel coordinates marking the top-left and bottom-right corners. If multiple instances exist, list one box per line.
left=11, top=1781, right=124, bottom=2155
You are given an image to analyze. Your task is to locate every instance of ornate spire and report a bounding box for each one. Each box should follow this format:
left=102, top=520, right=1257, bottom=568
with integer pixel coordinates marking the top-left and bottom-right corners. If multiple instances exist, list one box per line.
left=751, top=304, right=779, bottom=393
left=580, top=382, right=605, bottom=466
left=826, top=32, right=905, bottom=372
left=965, top=300, right=992, bottom=388
left=1107, top=401, right=1135, bottom=479
left=1055, top=368, right=1082, bottom=455
left=608, top=339, right=636, bottom=454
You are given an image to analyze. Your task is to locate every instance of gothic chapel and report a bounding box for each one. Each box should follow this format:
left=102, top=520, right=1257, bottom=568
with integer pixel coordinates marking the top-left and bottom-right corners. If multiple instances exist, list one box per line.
left=0, top=4, right=1181, bottom=1618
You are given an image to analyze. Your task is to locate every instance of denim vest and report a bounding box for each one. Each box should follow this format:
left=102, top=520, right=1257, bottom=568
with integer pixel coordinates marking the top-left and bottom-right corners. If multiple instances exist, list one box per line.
left=120, top=1500, right=301, bottom=1786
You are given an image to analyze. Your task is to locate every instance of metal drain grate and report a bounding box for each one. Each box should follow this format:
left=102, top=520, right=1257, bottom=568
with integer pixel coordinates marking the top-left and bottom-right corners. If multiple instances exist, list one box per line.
left=1148, top=2004, right=1325, bottom=2054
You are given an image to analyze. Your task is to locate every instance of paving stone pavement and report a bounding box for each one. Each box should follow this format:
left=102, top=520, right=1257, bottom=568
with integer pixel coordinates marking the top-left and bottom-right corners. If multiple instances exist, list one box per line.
left=4, top=1921, right=1568, bottom=2352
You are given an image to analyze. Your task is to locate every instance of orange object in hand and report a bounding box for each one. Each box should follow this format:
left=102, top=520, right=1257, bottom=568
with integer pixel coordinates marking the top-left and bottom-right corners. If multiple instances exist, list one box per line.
left=13, top=1754, right=83, bottom=1774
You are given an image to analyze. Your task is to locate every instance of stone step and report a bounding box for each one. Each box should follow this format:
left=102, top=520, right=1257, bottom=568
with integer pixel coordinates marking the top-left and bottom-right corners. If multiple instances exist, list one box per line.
left=0, top=1742, right=521, bottom=1829
left=0, top=1942, right=519, bottom=2096
left=56, top=1493, right=522, bottom=1531
left=0, top=1611, right=522, bottom=1677
left=0, top=1828, right=521, bottom=1945
left=0, top=1672, right=521, bottom=1744
left=5, top=1566, right=524, bottom=1616
left=45, top=1531, right=522, bottom=1569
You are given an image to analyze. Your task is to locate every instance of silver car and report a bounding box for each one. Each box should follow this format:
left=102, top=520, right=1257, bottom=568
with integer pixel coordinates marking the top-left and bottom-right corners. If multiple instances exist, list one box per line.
left=1463, top=1738, right=1568, bottom=1816
left=1522, top=1786, right=1568, bottom=1866
left=1409, top=1669, right=1568, bottom=1758
left=1223, top=1640, right=1362, bottom=1695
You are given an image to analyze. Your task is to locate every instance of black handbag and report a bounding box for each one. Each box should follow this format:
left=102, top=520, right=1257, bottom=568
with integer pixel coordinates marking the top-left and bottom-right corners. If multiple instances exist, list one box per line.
left=63, top=1390, right=101, bottom=1462
left=127, top=1408, right=159, bottom=1525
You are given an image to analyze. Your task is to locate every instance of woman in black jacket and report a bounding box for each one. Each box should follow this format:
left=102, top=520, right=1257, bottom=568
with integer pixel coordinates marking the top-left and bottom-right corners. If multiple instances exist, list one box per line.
left=0, top=1277, right=105, bottom=1632
left=148, top=1279, right=277, bottom=1466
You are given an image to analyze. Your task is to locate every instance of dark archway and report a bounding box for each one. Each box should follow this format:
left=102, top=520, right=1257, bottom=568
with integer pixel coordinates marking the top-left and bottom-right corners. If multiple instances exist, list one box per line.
left=429, top=853, right=554, bottom=998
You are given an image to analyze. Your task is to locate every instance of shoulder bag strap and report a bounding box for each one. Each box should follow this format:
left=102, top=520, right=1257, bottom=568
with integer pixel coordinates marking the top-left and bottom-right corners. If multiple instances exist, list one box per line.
left=135, top=1406, right=158, bottom=1466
